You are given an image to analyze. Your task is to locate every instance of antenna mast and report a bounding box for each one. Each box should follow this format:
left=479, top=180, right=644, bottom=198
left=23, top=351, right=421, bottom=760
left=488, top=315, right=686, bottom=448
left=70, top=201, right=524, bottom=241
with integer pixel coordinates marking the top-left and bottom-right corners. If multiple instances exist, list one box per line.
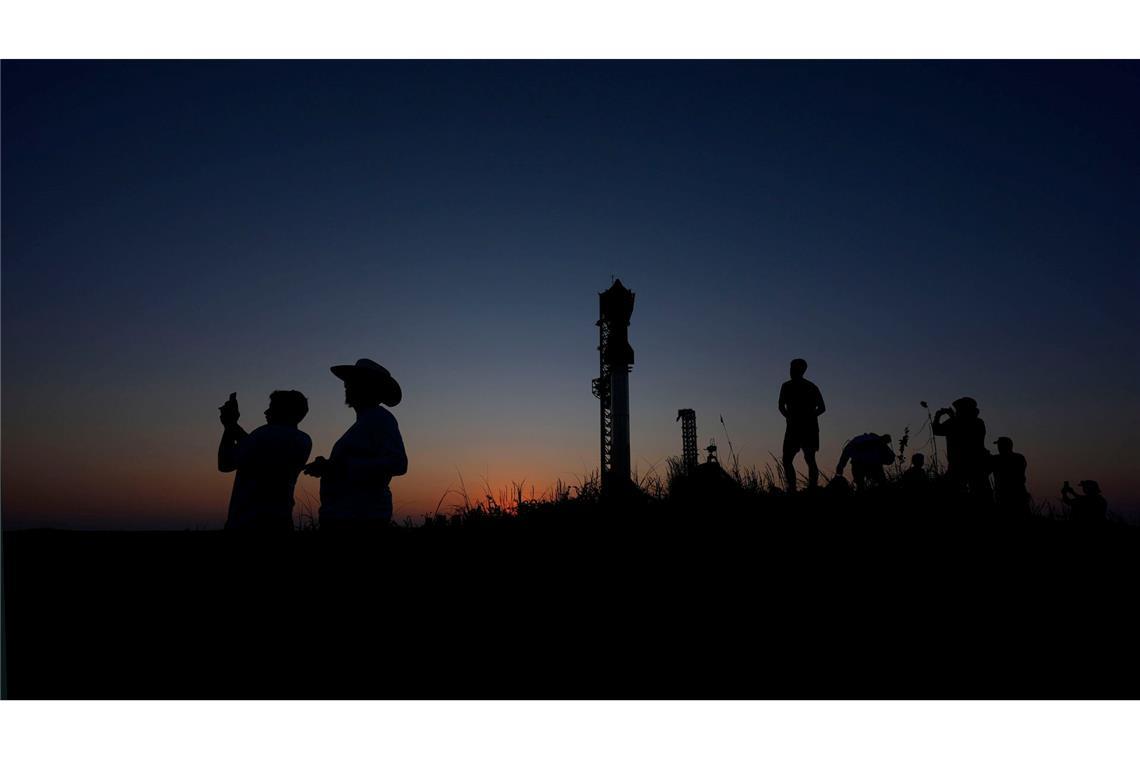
left=677, top=409, right=698, bottom=474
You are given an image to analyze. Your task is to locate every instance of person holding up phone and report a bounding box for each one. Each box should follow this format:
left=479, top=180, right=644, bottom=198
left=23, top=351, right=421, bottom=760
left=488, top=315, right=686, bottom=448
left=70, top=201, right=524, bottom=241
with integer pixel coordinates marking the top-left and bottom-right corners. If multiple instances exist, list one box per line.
left=218, top=390, right=312, bottom=531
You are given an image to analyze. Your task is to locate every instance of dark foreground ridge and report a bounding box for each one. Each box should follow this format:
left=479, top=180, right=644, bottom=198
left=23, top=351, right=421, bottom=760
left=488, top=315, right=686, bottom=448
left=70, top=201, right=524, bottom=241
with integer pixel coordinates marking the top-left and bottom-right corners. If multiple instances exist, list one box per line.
left=4, top=483, right=1137, bottom=698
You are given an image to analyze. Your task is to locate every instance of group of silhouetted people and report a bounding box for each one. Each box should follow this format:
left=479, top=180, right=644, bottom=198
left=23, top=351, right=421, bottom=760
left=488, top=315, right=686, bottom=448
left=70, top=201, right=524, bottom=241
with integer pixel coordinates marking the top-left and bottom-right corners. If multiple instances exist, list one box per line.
left=776, top=357, right=1104, bottom=521
left=217, top=352, right=1106, bottom=531
left=218, top=358, right=407, bottom=532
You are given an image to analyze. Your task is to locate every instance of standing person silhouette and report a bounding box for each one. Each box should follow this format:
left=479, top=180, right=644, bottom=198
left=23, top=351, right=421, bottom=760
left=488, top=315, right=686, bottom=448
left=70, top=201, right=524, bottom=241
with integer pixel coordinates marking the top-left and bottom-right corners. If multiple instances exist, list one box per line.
left=218, top=390, right=312, bottom=531
left=778, top=358, right=826, bottom=492
left=989, top=436, right=1029, bottom=514
left=304, top=359, right=408, bottom=530
left=932, top=397, right=990, bottom=498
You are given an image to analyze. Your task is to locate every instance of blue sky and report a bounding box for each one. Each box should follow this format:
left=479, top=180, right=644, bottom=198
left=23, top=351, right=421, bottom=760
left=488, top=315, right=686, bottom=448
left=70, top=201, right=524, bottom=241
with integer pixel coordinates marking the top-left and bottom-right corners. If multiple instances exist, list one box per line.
left=3, top=61, right=1137, bottom=526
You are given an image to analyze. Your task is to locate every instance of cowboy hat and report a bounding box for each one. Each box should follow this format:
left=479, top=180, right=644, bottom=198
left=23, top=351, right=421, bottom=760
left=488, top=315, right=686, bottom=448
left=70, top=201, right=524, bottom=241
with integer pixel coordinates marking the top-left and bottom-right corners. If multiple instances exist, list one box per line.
left=330, top=358, right=402, bottom=407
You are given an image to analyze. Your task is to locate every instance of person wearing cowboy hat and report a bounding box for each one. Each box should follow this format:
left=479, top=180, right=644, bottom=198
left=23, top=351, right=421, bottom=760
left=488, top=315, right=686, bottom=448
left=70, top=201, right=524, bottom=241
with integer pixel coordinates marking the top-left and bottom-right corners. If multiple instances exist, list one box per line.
left=303, top=359, right=408, bottom=530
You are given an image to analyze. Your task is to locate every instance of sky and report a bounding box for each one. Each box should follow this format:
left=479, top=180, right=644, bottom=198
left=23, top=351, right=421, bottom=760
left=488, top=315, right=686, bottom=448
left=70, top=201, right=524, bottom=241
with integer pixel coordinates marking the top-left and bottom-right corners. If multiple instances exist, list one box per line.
left=2, top=60, right=1138, bottom=528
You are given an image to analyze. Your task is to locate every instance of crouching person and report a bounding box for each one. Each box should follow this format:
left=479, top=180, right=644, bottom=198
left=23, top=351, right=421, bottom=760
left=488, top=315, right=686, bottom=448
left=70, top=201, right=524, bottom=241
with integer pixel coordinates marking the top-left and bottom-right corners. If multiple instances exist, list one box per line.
left=835, top=433, right=895, bottom=491
left=305, top=359, right=408, bottom=531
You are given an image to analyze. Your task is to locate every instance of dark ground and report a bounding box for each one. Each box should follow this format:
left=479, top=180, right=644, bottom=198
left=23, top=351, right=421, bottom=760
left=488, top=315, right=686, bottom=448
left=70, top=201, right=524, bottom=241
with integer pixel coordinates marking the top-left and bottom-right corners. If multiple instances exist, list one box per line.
left=3, top=495, right=1138, bottom=698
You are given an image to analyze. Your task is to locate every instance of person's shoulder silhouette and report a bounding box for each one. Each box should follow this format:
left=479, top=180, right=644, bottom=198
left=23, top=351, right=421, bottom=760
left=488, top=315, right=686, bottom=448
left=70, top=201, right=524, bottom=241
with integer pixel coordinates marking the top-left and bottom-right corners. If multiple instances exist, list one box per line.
left=779, top=359, right=824, bottom=420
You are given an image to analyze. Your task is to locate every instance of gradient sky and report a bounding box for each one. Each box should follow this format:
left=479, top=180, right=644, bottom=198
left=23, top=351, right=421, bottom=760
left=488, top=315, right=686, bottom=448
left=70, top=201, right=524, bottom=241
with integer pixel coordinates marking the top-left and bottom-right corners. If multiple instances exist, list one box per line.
left=3, top=60, right=1137, bottom=528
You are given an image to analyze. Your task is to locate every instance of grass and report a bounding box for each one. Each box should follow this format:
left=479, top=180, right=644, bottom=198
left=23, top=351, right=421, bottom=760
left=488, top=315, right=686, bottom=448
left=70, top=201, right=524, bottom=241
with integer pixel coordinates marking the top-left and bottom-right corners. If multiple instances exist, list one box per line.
left=397, top=457, right=1129, bottom=538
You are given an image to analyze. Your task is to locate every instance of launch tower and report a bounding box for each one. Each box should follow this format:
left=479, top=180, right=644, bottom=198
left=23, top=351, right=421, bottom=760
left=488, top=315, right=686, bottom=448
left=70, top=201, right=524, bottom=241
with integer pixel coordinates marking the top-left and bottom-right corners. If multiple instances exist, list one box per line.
left=592, top=279, right=635, bottom=494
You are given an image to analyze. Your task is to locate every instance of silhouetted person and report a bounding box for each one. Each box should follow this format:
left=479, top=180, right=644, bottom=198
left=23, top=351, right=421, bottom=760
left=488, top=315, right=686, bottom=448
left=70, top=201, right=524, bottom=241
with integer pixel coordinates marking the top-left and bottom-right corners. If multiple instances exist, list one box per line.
left=1061, top=480, right=1106, bottom=525
left=932, top=397, right=990, bottom=498
left=900, top=452, right=928, bottom=489
left=835, top=433, right=894, bottom=490
left=304, top=359, right=407, bottom=530
left=989, top=436, right=1029, bottom=514
left=218, top=390, right=312, bottom=531
left=779, top=358, right=825, bottom=491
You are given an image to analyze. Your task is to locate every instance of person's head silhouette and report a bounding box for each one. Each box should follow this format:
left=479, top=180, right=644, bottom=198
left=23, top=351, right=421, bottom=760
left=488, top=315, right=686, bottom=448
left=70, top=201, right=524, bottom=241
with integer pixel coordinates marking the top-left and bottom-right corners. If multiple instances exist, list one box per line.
left=995, top=436, right=1013, bottom=455
left=910, top=452, right=925, bottom=468
left=331, top=359, right=402, bottom=411
left=790, top=358, right=808, bottom=380
left=1079, top=480, right=1101, bottom=496
left=952, top=396, right=979, bottom=419
left=265, top=390, right=308, bottom=427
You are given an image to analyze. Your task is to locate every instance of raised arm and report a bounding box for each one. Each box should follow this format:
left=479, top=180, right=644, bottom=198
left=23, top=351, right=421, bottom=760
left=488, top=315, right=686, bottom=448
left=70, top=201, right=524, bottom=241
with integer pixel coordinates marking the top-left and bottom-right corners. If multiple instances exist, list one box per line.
left=218, top=423, right=249, bottom=473
left=217, top=393, right=249, bottom=472
left=931, top=408, right=953, bottom=435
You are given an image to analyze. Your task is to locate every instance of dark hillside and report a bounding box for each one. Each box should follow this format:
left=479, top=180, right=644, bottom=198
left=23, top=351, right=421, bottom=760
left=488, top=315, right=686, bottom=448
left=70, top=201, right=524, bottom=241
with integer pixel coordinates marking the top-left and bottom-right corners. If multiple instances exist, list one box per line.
left=4, top=482, right=1136, bottom=698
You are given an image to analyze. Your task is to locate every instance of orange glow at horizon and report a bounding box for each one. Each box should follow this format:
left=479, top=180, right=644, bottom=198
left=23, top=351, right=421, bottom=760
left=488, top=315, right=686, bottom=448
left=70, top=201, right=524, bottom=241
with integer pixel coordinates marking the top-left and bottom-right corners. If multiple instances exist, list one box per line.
left=6, top=428, right=1140, bottom=529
